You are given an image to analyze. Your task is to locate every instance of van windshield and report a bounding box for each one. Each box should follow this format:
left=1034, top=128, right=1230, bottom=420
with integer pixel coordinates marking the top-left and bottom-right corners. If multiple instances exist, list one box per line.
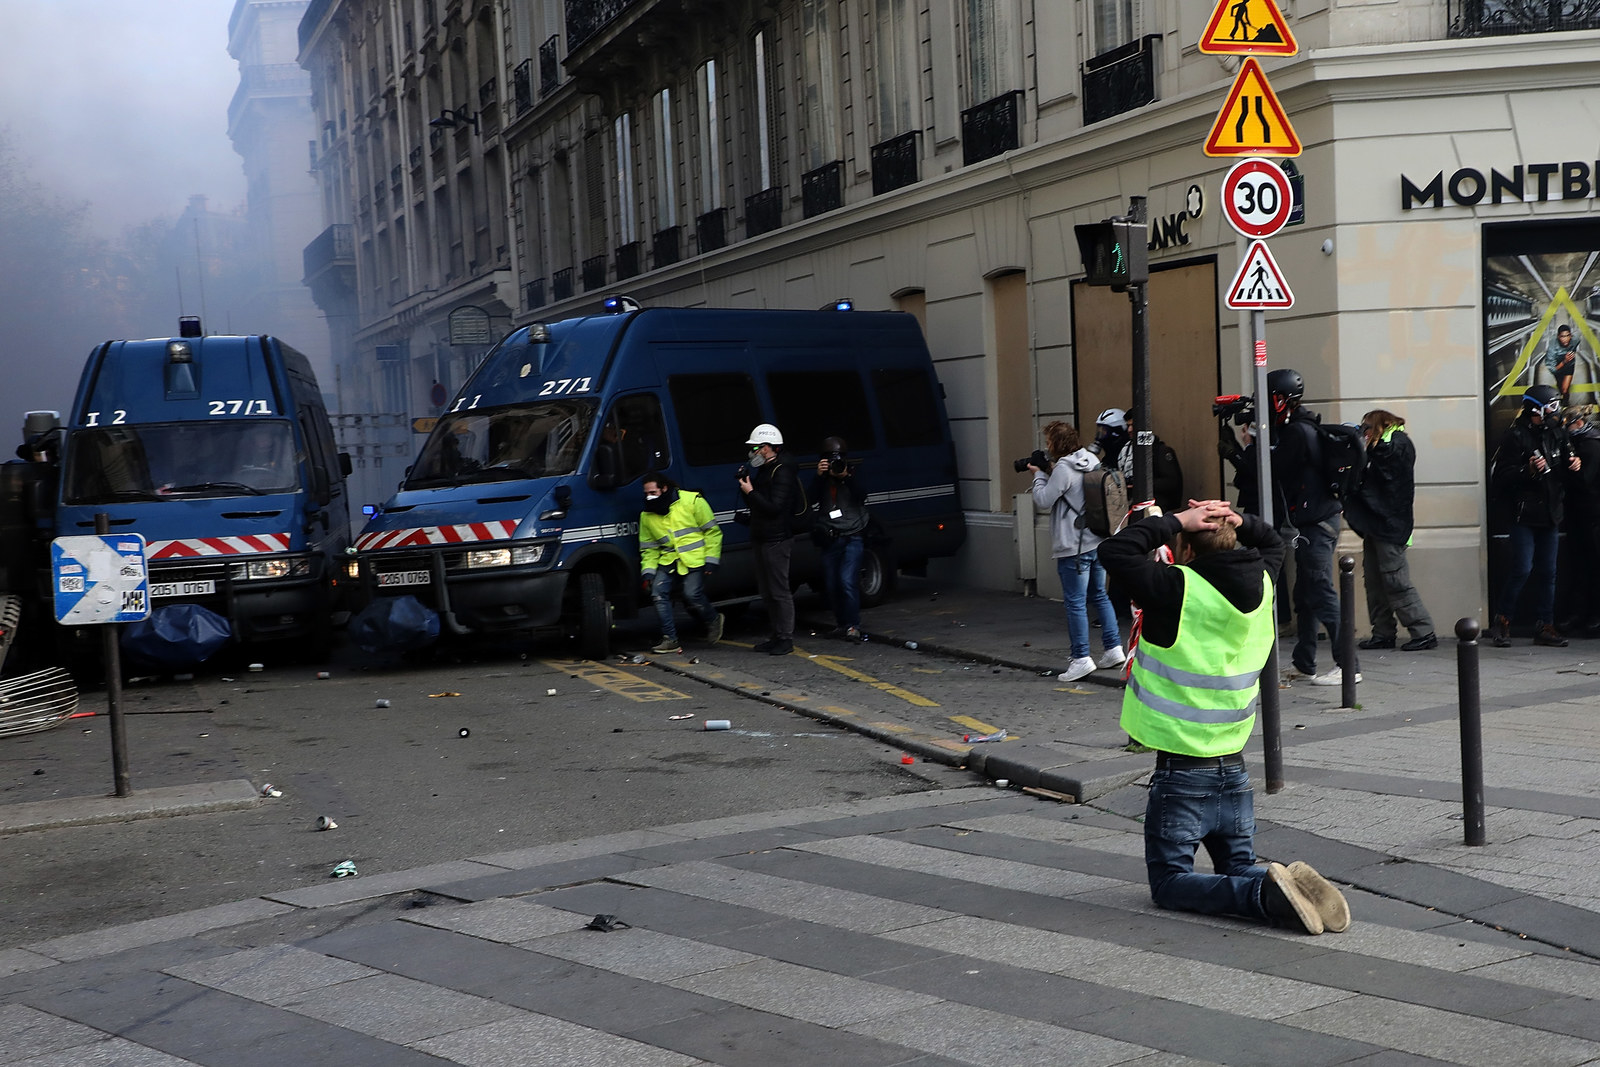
left=406, top=399, right=597, bottom=488
left=64, top=421, right=299, bottom=504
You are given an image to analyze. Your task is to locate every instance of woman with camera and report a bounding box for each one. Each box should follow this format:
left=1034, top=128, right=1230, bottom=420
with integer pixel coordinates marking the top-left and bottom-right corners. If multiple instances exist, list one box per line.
left=811, top=436, right=870, bottom=641
left=1030, top=420, right=1124, bottom=682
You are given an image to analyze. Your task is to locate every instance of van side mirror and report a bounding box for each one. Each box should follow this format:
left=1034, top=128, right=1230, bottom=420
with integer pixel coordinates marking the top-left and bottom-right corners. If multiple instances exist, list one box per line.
left=339, top=452, right=353, bottom=477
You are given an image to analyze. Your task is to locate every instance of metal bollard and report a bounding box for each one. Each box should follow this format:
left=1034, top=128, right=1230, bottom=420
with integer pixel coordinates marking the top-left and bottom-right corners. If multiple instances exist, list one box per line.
left=1456, top=617, right=1486, bottom=846
left=1338, top=555, right=1357, bottom=709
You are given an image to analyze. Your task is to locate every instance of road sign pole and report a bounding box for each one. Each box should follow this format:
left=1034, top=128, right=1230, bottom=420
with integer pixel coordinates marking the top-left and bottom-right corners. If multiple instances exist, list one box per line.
left=1128, top=199, right=1152, bottom=506
left=1249, top=312, right=1284, bottom=793
left=94, top=512, right=132, bottom=797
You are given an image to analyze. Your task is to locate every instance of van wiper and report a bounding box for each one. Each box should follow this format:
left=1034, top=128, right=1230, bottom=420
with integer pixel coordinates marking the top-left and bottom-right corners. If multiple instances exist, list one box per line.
left=459, top=464, right=539, bottom=483
left=97, top=489, right=164, bottom=501
left=164, top=481, right=266, bottom=496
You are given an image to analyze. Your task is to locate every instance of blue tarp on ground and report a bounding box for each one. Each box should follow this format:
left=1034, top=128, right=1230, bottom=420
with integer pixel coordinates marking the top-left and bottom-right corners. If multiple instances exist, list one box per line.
left=348, top=595, right=440, bottom=654
left=120, top=604, right=232, bottom=668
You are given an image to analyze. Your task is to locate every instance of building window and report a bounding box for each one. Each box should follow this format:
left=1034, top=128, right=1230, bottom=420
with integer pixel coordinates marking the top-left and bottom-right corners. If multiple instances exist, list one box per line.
left=753, top=31, right=775, bottom=191
left=1091, top=0, right=1141, bottom=56
left=653, top=89, right=677, bottom=230
left=874, top=0, right=915, bottom=136
left=696, top=60, right=723, bottom=210
left=615, top=113, right=637, bottom=243
left=800, top=0, right=840, bottom=171
left=966, top=0, right=1017, bottom=104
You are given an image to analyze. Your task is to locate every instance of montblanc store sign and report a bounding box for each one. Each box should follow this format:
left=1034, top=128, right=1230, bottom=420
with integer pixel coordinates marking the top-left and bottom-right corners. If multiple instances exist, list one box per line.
left=1401, top=161, right=1600, bottom=209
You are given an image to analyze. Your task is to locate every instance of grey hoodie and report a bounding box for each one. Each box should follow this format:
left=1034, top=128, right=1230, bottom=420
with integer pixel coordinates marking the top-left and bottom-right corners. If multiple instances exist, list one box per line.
left=1031, top=448, right=1104, bottom=558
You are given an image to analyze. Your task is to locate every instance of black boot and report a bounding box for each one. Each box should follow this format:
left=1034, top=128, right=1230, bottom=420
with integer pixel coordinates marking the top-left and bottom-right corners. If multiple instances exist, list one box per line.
left=1487, top=615, right=1513, bottom=648
left=1533, top=622, right=1569, bottom=647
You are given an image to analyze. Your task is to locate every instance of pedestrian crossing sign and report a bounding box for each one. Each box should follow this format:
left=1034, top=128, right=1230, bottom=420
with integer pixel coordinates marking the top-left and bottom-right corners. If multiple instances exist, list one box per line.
left=1199, top=0, right=1298, bottom=56
left=1226, top=241, right=1295, bottom=309
left=1204, top=57, right=1302, bottom=157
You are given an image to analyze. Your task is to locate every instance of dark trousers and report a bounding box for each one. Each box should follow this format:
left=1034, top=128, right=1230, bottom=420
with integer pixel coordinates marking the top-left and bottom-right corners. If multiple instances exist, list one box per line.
left=1144, top=763, right=1268, bottom=921
left=1498, top=524, right=1558, bottom=623
left=754, top=539, right=794, bottom=640
left=1291, top=519, right=1355, bottom=675
left=821, top=533, right=864, bottom=630
left=1362, top=538, right=1434, bottom=640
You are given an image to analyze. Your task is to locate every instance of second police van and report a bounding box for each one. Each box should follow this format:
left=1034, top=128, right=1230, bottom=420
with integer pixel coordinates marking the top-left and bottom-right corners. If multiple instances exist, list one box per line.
left=349, top=303, right=965, bottom=657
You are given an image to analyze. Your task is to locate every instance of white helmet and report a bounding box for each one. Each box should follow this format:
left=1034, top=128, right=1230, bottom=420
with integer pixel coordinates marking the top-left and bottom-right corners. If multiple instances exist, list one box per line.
left=1096, top=408, right=1128, bottom=429
left=745, top=423, right=784, bottom=447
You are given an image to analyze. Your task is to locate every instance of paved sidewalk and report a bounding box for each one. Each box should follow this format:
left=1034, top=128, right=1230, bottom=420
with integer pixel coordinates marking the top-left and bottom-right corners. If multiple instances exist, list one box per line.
left=4, top=585, right=1600, bottom=1065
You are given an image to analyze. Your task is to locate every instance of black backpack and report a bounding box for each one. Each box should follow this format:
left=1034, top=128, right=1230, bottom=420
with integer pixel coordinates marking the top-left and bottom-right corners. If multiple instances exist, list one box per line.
left=1317, top=421, right=1366, bottom=501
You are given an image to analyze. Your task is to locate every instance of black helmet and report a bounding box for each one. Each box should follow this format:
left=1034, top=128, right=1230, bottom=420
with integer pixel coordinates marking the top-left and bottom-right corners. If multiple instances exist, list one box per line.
left=1524, top=384, right=1560, bottom=411
left=1267, top=368, right=1305, bottom=400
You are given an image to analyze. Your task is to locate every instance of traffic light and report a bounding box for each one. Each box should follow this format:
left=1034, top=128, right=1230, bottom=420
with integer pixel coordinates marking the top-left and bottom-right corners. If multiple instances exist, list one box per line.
left=1074, top=220, right=1148, bottom=292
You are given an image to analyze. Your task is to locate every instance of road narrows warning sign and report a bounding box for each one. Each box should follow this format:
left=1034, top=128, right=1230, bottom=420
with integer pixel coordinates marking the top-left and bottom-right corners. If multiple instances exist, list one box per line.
left=1199, top=0, right=1298, bottom=55
left=1204, top=57, right=1302, bottom=157
left=1226, top=241, right=1295, bottom=309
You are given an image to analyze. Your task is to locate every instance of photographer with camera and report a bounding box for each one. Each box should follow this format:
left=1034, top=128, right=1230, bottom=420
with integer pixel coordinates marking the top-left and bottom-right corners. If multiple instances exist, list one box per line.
left=1487, top=385, right=1580, bottom=648
left=738, top=423, right=801, bottom=656
left=811, top=436, right=871, bottom=641
left=1028, top=421, right=1124, bottom=683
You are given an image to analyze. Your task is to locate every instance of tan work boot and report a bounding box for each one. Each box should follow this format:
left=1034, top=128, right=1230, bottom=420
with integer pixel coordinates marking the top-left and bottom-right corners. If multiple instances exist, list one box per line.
left=1262, top=862, right=1323, bottom=935
left=1286, top=860, right=1351, bottom=933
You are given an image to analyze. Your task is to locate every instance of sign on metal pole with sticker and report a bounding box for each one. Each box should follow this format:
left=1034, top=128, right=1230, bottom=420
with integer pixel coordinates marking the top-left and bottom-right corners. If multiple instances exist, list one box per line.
left=51, top=535, right=150, bottom=625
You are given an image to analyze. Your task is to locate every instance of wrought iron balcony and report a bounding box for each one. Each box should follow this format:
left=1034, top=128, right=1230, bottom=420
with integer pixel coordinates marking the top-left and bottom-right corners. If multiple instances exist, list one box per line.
left=513, top=59, right=532, bottom=114
left=745, top=188, right=782, bottom=239
left=1448, top=0, right=1600, bottom=35
left=697, top=208, right=726, bottom=253
left=616, top=241, right=643, bottom=280
left=566, top=0, right=641, bottom=51
left=540, top=36, right=561, bottom=95
left=302, top=223, right=355, bottom=281
left=525, top=277, right=546, bottom=309
left=1082, top=35, right=1161, bottom=126
left=802, top=161, right=844, bottom=218
left=962, top=89, right=1023, bottom=166
left=552, top=268, right=574, bottom=301
left=870, top=132, right=919, bottom=196
left=651, top=227, right=681, bottom=268
left=582, top=254, right=608, bottom=290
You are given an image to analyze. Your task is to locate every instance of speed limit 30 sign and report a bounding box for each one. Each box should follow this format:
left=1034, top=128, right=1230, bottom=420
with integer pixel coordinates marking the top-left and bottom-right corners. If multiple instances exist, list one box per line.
left=1221, top=158, right=1293, bottom=239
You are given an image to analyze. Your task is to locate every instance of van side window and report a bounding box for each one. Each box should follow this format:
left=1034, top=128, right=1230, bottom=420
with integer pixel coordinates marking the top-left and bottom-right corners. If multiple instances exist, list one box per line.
left=872, top=368, right=943, bottom=447
left=766, top=371, right=876, bottom=455
left=668, top=374, right=760, bottom=466
left=591, top=392, right=669, bottom=488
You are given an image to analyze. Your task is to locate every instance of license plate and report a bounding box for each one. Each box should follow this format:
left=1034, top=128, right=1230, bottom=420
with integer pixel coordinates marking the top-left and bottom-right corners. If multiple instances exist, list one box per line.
left=376, top=570, right=431, bottom=587
left=150, top=580, right=216, bottom=598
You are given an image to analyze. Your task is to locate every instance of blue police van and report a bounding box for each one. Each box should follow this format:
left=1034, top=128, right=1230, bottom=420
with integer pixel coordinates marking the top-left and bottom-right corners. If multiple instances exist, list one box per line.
left=53, top=318, right=351, bottom=659
left=349, top=304, right=965, bottom=657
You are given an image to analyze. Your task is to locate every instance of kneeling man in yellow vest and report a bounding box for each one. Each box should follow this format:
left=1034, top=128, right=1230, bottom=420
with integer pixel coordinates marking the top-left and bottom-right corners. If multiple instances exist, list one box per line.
left=1100, top=499, right=1351, bottom=935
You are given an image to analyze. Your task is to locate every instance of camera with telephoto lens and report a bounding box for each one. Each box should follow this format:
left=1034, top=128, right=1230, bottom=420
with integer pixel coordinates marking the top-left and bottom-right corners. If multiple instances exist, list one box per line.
left=1212, top=394, right=1256, bottom=425
left=1013, top=449, right=1052, bottom=474
left=820, top=449, right=856, bottom=472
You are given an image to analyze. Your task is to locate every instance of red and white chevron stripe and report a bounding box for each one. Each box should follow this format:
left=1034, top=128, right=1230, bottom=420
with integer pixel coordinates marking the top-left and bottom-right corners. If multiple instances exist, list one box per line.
left=148, top=533, right=292, bottom=560
left=355, top=520, right=518, bottom=552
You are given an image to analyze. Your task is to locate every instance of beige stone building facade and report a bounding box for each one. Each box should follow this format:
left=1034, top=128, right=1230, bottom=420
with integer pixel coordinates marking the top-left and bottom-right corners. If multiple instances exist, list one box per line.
left=296, top=0, right=1600, bottom=624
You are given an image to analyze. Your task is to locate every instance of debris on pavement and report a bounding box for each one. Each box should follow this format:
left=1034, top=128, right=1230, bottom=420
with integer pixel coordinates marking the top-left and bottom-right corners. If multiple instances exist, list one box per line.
left=374, top=699, right=391, bottom=708
left=428, top=691, right=461, bottom=698
left=316, top=816, right=338, bottom=830
left=668, top=714, right=693, bottom=720
left=329, top=860, right=358, bottom=878
left=458, top=727, right=470, bottom=737
left=259, top=783, right=282, bottom=798
left=584, top=913, right=629, bottom=932
left=248, top=663, right=264, bottom=672
left=963, top=729, right=1007, bottom=743
left=703, top=719, right=731, bottom=730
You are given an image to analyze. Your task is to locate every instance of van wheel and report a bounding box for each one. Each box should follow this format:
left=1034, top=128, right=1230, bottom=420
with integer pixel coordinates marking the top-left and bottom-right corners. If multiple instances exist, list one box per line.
left=576, top=572, right=612, bottom=660
left=859, top=545, right=897, bottom=608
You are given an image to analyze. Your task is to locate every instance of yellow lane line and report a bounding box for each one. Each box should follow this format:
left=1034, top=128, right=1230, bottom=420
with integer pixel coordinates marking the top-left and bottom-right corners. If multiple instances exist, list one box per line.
left=802, top=651, right=940, bottom=708
left=949, top=715, right=1001, bottom=733
left=541, top=659, right=690, bottom=702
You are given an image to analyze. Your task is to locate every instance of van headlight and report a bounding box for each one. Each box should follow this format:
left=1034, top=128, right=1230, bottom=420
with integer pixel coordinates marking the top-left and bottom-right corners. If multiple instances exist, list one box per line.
left=344, top=559, right=361, bottom=580
left=511, top=544, right=547, bottom=565
left=465, top=548, right=513, bottom=569
left=229, top=556, right=313, bottom=580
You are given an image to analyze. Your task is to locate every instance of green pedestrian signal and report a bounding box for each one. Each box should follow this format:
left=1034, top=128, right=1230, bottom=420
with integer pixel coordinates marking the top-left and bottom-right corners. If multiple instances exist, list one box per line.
left=1075, top=220, right=1149, bottom=292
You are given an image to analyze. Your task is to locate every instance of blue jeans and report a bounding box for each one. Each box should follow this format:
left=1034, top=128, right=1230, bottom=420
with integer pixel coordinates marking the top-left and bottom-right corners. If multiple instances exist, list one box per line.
left=1057, top=551, right=1121, bottom=660
left=1291, top=520, right=1354, bottom=675
left=651, top=566, right=716, bottom=643
left=821, top=534, right=865, bottom=630
left=1498, top=524, right=1558, bottom=623
left=1145, top=763, right=1268, bottom=921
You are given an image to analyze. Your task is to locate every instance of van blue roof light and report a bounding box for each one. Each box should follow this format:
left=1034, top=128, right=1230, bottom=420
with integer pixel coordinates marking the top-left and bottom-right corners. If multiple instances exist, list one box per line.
left=178, top=316, right=203, bottom=338
left=824, top=298, right=854, bottom=311
left=602, top=295, right=641, bottom=313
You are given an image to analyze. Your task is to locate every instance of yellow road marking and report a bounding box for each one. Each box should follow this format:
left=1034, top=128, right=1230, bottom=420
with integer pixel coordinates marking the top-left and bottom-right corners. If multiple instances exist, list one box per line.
left=950, top=715, right=1000, bottom=733
left=870, top=721, right=914, bottom=733
left=541, top=659, right=690, bottom=702
left=804, top=651, right=940, bottom=708
left=820, top=705, right=857, bottom=716
left=910, top=667, right=944, bottom=674
left=1055, top=687, right=1094, bottom=695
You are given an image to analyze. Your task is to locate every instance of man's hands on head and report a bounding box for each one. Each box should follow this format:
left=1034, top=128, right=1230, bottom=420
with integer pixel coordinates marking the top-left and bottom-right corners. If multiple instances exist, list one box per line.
left=1174, top=498, right=1240, bottom=533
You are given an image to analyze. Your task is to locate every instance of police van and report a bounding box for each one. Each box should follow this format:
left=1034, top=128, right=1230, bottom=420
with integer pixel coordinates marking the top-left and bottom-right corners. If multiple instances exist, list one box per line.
left=53, top=319, right=351, bottom=657
left=349, top=304, right=964, bottom=657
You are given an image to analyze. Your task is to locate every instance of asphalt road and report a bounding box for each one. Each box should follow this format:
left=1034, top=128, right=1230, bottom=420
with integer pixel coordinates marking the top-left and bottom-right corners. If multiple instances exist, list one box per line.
left=0, top=593, right=1123, bottom=949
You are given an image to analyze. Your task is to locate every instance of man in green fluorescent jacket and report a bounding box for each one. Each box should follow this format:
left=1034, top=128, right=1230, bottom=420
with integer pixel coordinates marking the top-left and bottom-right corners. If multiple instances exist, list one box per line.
left=640, top=475, right=724, bottom=655
left=1099, top=498, right=1351, bottom=935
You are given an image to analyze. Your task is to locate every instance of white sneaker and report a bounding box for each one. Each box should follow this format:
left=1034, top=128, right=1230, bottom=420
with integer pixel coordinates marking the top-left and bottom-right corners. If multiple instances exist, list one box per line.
left=1310, top=666, right=1361, bottom=686
left=1059, top=656, right=1097, bottom=683
left=1094, top=645, right=1126, bottom=670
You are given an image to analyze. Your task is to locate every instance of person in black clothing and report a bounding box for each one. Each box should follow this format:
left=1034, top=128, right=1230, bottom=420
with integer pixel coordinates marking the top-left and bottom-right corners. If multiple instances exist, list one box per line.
left=1231, top=369, right=1356, bottom=686
left=1488, top=385, right=1580, bottom=647
left=811, top=436, right=871, bottom=641
left=1344, top=410, right=1437, bottom=651
left=1094, top=407, right=1185, bottom=514
left=739, top=422, right=800, bottom=655
left=1559, top=410, right=1600, bottom=636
